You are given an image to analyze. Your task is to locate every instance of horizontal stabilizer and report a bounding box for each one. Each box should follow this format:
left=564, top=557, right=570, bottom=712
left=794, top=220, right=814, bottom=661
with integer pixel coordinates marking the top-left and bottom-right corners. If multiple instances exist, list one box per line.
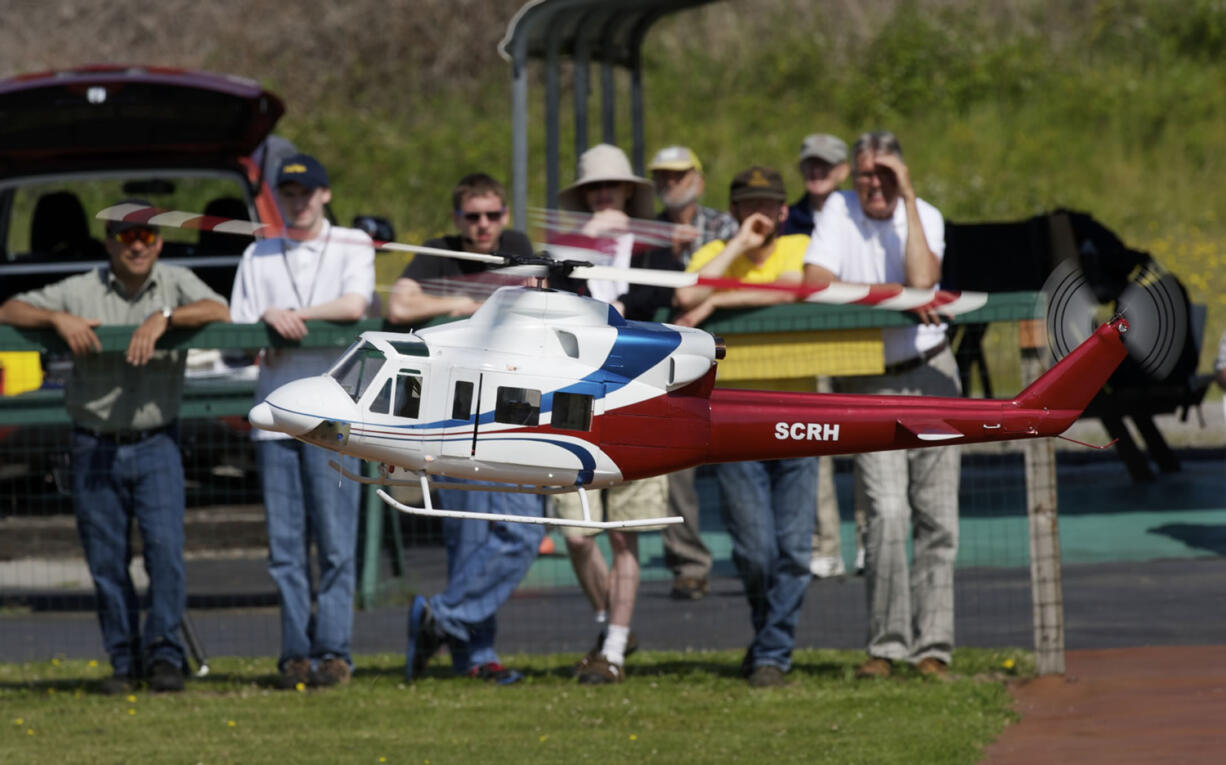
left=897, top=419, right=964, bottom=441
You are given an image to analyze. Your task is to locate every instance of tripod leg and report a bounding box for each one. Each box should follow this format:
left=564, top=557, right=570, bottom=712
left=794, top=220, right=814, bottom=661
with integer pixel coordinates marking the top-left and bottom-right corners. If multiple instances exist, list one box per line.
left=181, top=612, right=210, bottom=678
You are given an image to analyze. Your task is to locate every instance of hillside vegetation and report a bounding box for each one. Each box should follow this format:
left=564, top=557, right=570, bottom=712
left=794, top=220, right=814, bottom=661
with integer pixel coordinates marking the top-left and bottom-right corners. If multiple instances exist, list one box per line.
left=4, top=0, right=1225, bottom=365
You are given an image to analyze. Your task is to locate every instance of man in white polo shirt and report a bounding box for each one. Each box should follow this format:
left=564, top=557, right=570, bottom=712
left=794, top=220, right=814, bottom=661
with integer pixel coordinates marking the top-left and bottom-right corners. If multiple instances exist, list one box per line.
left=802, top=131, right=961, bottom=680
left=230, top=153, right=375, bottom=690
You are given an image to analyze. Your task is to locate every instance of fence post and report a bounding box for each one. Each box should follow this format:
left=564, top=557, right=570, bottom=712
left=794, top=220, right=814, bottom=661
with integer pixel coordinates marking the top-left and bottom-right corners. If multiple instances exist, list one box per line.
left=1019, top=318, right=1065, bottom=675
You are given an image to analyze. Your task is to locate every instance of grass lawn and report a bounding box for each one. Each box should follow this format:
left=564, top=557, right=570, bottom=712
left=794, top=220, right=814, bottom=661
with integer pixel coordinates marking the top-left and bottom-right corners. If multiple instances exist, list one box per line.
left=1, top=648, right=1028, bottom=764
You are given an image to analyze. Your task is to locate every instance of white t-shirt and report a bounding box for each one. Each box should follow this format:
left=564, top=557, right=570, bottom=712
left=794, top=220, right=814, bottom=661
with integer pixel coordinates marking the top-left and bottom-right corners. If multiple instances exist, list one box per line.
left=804, top=190, right=947, bottom=365
left=231, top=220, right=375, bottom=440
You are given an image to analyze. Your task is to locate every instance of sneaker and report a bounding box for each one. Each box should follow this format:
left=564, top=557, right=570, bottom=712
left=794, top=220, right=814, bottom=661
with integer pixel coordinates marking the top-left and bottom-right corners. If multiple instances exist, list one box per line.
left=916, top=657, right=951, bottom=680
left=577, top=654, right=624, bottom=684
left=669, top=575, right=709, bottom=600
left=747, top=664, right=788, bottom=688
left=148, top=660, right=185, bottom=693
left=310, top=657, right=351, bottom=687
left=855, top=657, right=893, bottom=679
left=99, top=672, right=139, bottom=695
left=809, top=554, right=846, bottom=579
left=406, top=595, right=442, bottom=682
left=467, top=662, right=523, bottom=686
left=277, top=657, right=312, bottom=690
left=855, top=546, right=866, bottom=575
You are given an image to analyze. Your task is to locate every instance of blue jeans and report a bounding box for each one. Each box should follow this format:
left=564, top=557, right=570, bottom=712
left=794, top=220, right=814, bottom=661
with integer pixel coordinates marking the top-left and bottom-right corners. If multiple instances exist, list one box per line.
left=715, top=458, right=817, bottom=672
left=257, top=439, right=360, bottom=669
left=71, top=426, right=186, bottom=675
left=430, top=481, right=546, bottom=672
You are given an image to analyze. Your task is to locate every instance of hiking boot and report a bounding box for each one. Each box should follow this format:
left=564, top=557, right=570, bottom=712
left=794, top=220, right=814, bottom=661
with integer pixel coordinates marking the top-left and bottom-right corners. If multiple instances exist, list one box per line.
left=669, top=575, right=709, bottom=600
left=467, top=662, right=523, bottom=686
left=148, top=660, right=185, bottom=693
left=99, top=672, right=139, bottom=695
left=278, top=657, right=312, bottom=690
left=406, top=595, right=442, bottom=682
left=916, top=657, right=951, bottom=680
left=575, top=630, right=638, bottom=675
left=855, top=657, right=893, bottom=679
left=577, top=654, right=624, bottom=685
left=747, top=664, right=788, bottom=688
left=311, top=657, right=351, bottom=687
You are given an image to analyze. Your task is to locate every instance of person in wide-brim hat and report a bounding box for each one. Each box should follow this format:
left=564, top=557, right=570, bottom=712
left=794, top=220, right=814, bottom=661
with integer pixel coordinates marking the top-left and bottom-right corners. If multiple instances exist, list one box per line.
left=558, top=143, right=655, bottom=220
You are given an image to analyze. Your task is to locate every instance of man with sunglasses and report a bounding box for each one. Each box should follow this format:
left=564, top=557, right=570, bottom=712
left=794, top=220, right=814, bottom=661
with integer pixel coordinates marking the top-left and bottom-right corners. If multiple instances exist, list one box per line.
left=803, top=131, right=961, bottom=681
left=0, top=208, right=229, bottom=694
left=387, top=173, right=533, bottom=326
left=389, top=173, right=544, bottom=686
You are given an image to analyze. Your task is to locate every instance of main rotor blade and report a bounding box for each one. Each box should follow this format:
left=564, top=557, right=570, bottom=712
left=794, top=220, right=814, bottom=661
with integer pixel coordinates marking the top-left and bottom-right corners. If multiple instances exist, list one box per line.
left=95, top=203, right=506, bottom=265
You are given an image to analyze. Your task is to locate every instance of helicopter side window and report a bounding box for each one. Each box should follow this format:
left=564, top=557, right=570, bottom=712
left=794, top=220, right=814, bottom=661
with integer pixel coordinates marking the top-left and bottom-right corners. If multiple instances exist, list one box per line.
left=550, top=392, right=593, bottom=431
left=452, top=381, right=474, bottom=421
left=394, top=371, right=422, bottom=419
left=494, top=387, right=540, bottom=426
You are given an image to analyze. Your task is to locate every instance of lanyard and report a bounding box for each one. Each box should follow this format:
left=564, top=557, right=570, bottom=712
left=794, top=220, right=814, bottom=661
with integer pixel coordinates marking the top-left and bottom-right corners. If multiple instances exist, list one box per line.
left=280, top=227, right=332, bottom=309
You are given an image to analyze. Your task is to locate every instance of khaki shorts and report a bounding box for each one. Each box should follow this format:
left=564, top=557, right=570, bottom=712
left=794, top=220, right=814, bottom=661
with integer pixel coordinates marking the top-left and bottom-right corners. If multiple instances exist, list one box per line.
left=551, top=474, right=669, bottom=536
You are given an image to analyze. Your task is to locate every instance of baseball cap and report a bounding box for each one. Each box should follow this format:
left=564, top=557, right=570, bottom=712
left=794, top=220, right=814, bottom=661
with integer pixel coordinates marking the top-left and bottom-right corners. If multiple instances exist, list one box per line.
left=276, top=153, right=330, bottom=189
left=648, top=145, right=703, bottom=174
left=798, top=133, right=848, bottom=165
left=729, top=166, right=787, bottom=203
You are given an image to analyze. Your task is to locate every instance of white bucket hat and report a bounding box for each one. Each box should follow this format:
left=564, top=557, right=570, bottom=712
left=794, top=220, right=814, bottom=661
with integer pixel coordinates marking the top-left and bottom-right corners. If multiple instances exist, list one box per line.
left=558, top=143, right=655, bottom=219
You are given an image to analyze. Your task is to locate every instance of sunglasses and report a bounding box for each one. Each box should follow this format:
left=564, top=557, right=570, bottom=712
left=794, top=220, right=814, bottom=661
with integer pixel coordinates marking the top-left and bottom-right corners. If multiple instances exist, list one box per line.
left=111, top=228, right=158, bottom=246
left=457, top=209, right=505, bottom=223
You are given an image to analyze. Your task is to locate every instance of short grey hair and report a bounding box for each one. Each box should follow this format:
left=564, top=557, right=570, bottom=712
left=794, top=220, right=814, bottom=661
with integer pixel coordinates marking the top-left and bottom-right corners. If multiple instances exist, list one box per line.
left=850, top=131, right=903, bottom=166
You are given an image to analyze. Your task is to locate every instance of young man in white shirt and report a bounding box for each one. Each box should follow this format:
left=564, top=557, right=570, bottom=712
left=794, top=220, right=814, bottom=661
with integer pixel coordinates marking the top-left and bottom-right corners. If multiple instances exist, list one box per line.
left=230, top=153, right=375, bottom=690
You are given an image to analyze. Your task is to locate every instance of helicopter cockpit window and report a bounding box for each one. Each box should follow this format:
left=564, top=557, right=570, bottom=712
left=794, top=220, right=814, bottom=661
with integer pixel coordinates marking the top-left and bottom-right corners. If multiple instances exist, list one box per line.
left=331, top=342, right=386, bottom=403
left=495, top=387, right=540, bottom=426
left=371, top=378, right=393, bottom=414
left=550, top=392, right=593, bottom=431
left=394, top=370, right=422, bottom=419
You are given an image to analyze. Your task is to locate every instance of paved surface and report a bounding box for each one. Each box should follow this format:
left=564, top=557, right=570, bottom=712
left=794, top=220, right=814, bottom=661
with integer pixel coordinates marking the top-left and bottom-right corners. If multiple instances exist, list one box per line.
left=983, top=645, right=1226, bottom=764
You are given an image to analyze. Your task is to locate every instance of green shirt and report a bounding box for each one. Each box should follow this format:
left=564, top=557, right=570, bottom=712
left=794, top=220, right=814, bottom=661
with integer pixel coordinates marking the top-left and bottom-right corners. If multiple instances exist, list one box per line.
left=15, top=263, right=227, bottom=432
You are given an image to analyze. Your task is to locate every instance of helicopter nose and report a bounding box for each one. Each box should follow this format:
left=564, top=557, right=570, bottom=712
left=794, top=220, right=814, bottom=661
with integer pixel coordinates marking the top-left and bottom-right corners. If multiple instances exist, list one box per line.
left=250, top=375, right=357, bottom=437
left=249, top=402, right=276, bottom=430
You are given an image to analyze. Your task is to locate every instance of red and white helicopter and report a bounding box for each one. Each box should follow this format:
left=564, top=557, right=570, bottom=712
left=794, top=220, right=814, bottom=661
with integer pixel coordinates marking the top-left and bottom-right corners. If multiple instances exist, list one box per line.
left=99, top=203, right=1144, bottom=530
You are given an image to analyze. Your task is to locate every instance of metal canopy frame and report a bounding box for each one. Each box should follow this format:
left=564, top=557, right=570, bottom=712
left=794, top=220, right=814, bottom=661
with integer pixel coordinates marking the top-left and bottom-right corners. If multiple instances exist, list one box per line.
left=498, top=0, right=719, bottom=228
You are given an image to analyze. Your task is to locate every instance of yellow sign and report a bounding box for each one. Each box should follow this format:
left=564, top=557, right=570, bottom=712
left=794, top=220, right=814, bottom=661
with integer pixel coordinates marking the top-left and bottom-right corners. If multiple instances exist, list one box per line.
left=0, top=352, right=43, bottom=395
left=716, top=329, right=884, bottom=390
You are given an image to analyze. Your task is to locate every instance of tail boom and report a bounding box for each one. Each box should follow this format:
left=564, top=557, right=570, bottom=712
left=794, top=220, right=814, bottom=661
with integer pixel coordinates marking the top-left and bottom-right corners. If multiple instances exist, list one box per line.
left=703, top=319, right=1129, bottom=464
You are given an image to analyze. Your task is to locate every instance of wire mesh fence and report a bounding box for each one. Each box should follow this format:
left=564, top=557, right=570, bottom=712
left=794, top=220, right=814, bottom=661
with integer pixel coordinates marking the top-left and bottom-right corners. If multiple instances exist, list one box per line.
left=1, top=299, right=1066, bottom=671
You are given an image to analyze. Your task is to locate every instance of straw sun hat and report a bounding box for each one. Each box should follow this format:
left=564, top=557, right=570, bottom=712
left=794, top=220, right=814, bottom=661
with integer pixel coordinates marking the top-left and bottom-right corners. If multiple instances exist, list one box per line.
left=558, top=143, right=655, bottom=219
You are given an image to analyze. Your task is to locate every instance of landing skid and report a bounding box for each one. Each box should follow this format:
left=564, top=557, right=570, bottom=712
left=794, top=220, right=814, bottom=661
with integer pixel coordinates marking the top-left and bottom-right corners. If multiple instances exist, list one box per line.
left=328, top=461, right=683, bottom=530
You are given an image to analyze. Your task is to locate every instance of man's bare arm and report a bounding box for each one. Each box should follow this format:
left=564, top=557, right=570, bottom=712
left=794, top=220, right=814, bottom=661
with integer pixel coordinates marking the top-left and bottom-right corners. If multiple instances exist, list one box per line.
left=387, top=276, right=478, bottom=326
left=0, top=298, right=101, bottom=355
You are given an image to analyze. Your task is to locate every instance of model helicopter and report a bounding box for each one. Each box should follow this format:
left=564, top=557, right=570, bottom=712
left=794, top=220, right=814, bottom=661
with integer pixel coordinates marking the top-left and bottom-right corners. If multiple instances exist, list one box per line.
left=97, top=203, right=1139, bottom=530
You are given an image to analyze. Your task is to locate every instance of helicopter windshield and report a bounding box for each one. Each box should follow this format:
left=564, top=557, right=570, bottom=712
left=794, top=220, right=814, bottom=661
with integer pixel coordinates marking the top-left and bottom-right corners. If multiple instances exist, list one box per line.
left=329, top=342, right=387, bottom=403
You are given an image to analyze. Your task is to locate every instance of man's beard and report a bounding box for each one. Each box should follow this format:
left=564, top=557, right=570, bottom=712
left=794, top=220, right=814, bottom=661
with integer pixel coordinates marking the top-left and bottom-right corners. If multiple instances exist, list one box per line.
left=659, top=181, right=699, bottom=212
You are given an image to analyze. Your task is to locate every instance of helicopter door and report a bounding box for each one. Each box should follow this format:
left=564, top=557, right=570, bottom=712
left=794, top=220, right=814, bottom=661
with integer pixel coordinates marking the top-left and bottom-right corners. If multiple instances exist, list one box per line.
left=441, top=371, right=482, bottom=459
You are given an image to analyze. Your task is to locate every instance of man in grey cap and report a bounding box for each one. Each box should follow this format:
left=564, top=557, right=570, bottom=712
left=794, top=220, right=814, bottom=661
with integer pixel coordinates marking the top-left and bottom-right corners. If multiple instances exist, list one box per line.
left=783, top=133, right=852, bottom=581
left=782, top=133, right=849, bottom=236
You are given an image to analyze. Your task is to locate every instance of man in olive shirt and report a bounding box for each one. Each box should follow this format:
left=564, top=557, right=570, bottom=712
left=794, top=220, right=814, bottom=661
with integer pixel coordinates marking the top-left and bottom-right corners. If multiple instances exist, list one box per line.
left=0, top=211, right=229, bottom=694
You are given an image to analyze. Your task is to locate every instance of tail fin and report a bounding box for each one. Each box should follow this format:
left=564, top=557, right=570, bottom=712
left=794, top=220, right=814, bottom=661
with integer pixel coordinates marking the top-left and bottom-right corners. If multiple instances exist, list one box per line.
left=1013, top=318, right=1129, bottom=413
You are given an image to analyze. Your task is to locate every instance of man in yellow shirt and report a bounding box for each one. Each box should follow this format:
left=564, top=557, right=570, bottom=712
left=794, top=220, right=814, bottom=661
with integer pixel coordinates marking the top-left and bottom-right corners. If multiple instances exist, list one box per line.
left=674, top=166, right=808, bottom=327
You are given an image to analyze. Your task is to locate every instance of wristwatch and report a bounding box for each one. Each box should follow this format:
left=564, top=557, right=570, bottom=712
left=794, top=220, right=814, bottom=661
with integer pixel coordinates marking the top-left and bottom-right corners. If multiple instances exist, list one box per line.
left=159, top=305, right=173, bottom=325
